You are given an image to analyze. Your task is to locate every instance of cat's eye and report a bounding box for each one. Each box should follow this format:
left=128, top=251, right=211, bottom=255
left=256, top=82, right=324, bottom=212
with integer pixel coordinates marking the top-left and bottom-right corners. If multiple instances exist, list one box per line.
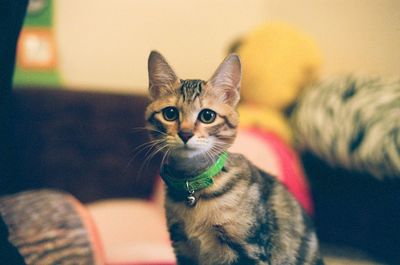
left=198, top=109, right=217, bottom=124
left=162, top=106, right=179, bottom=121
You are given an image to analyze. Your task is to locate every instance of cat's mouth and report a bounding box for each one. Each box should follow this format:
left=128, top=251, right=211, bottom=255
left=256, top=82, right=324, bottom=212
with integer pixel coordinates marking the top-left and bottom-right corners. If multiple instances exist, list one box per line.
left=171, top=143, right=207, bottom=158
left=169, top=137, right=214, bottom=157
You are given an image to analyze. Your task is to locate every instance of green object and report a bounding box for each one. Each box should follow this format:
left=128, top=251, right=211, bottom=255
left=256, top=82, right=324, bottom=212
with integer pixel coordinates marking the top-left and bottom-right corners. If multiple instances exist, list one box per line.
left=14, top=68, right=60, bottom=87
left=161, top=152, right=228, bottom=192
left=14, top=0, right=61, bottom=87
left=25, top=0, right=52, bottom=26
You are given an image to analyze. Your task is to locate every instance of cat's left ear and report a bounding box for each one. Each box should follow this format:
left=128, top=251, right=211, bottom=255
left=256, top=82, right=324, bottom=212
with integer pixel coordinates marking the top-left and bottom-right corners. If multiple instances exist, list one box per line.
left=148, top=50, right=179, bottom=100
left=208, top=54, right=241, bottom=106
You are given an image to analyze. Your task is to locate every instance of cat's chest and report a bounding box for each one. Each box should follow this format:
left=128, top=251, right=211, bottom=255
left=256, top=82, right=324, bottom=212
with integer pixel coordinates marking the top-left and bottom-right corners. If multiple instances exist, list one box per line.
left=166, top=169, right=256, bottom=236
left=167, top=198, right=242, bottom=263
left=166, top=183, right=256, bottom=252
left=165, top=165, right=259, bottom=262
left=168, top=196, right=236, bottom=234
left=167, top=176, right=246, bottom=225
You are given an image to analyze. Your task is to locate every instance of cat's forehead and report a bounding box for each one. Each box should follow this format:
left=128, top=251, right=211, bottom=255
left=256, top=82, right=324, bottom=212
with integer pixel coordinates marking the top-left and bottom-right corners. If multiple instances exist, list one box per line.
left=179, top=79, right=205, bottom=103
left=176, top=79, right=229, bottom=113
left=147, top=78, right=228, bottom=115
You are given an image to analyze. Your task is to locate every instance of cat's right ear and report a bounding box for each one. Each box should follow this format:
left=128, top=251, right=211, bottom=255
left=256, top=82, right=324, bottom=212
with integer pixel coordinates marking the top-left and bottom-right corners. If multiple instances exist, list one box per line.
left=148, top=51, right=179, bottom=99
left=208, top=54, right=241, bottom=106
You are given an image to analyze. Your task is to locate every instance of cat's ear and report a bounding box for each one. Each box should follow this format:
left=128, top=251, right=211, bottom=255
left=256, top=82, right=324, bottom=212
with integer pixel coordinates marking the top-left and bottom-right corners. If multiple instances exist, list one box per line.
left=148, top=51, right=179, bottom=99
left=208, top=54, right=241, bottom=106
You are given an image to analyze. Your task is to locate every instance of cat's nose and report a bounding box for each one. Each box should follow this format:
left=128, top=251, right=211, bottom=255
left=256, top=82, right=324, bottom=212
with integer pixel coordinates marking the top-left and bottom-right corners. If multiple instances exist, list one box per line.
left=178, top=131, right=194, bottom=144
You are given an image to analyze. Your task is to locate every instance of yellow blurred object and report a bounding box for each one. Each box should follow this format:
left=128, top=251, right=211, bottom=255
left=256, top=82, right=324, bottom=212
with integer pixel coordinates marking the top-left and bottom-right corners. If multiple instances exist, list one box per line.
left=239, top=105, right=292, bottom=143
left=236, top=22, right=322, bottom=143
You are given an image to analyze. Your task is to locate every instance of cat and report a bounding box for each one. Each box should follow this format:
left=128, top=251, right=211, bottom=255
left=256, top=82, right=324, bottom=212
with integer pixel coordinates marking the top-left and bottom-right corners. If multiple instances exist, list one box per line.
left=145, top=50, right=324, bottom=265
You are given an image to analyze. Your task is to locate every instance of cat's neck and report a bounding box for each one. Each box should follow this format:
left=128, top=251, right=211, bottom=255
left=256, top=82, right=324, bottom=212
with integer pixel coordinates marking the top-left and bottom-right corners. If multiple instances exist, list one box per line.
left=165, top=152, right=220, bottom=179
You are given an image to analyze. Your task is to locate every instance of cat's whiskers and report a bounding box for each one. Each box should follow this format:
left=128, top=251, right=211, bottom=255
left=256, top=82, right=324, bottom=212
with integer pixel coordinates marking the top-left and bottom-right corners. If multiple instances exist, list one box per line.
left=131, top=138, right=165, bottom=155
left=143, top=140, right=163, bottom=160
left=126, top=138, right=164, bottom=166
left=138, top=142, right=170, bottom=176
left=132, top=126, right=168, bottom=135
left=203, top=148, right=216, bottom=166
left=123, top=138, right=166, bottom=181
left=127, top=127, right=168, bottom=170
left=209, top=140, right=233, bottom=164
left=160, top=149, right=171, bottom=168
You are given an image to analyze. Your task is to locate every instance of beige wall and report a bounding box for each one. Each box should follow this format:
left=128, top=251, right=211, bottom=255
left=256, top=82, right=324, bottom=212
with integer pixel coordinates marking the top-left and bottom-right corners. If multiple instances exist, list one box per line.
left=56, top=0, right=400, bottom=93
left=266, top=0, right=400, bottom=78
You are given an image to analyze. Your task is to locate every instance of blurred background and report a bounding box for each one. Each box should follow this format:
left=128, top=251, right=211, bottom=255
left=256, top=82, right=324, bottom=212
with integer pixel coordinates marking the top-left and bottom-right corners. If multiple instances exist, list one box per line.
left=14, top=0, right=400, bottom=91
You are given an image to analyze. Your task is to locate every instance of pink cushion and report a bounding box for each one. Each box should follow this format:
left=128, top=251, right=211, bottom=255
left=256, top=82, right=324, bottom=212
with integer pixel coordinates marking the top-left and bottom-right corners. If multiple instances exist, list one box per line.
left=88, top=199, right=175, bottom=265
left=230, top=128, right=313, bottom=214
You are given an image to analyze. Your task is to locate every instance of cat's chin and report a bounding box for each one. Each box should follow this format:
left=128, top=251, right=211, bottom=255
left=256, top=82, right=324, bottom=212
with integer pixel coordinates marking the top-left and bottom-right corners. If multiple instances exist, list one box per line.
left=170, top=146, right=207, bottom=159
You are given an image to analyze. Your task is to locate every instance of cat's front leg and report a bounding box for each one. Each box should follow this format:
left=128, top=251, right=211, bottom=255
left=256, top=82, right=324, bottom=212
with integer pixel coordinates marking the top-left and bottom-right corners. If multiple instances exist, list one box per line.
left=212, top=224, right=259, bottom=265
left=175, top=252, right=197, bottom=265
left=168, top=222, right=199, bottom=265
left=173, top=240, right=200, bottom=265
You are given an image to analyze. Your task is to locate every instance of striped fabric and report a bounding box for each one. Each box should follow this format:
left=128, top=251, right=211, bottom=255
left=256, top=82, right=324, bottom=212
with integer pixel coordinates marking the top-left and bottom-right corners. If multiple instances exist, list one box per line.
left=292, top=76, right=400, bottom=179
left=0, top=190, right=104, bottom=265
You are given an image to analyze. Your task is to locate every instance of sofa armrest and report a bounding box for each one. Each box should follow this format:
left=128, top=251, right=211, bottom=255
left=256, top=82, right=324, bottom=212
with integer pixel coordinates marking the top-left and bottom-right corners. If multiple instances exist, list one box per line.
left=11, top=88, right=160, bottom=202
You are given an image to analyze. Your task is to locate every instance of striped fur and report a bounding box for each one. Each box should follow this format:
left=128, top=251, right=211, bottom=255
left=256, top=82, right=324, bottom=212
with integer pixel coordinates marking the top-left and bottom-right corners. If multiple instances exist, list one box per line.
left=165, top=154, right=323, bottom=265
left=146, top=51, right=323, bottom=265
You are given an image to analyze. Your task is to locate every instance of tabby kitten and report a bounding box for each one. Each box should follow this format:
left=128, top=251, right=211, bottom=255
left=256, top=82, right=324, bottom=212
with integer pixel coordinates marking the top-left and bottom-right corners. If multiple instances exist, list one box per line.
left=145, top=51, right=323, bottom=265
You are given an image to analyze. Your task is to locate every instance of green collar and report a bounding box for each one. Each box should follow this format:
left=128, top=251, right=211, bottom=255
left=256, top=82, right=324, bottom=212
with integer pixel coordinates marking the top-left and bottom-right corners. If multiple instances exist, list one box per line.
left=160, top=152, right=228, bottom=193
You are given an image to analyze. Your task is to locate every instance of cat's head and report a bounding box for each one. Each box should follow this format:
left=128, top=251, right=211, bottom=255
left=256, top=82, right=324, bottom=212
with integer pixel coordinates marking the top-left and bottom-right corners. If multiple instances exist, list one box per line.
left=145, top=51, right=241, bottom=159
